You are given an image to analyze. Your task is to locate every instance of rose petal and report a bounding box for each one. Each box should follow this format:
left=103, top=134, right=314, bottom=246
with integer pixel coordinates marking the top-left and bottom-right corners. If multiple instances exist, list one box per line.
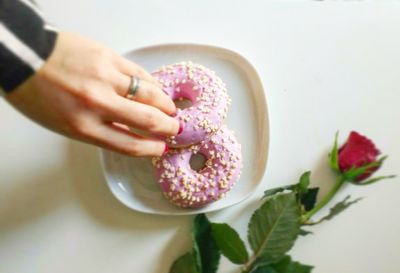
left=338, top=131, right=381, bottom=181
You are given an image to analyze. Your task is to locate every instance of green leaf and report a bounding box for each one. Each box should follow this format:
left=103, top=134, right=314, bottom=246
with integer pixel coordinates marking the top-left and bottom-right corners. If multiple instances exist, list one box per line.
left=192, top=214, right=220, bottom=273
left=263, top=172, right=312, bottom=201
left=300, top=188, right=319, bottom=212
left=313, top=195, right=362, bottom=224
left=250, top=265, right=277, bottom=273
left=263, top=185, right=295, bottom=199
left=355, top=175, right=397, bottom=185
left=248, top=193, right=301, bottom=265
left=251, top=256, right=313, bottom=273
left=298, top=229, right=313, bottom=236
left=211, top=223, right=249, bottom=264
left=271, top=256, right=313, bottom=273
left=169, top=252, right=198, bottom=273
left=329, top=131, right=340, bottom=172
left=297, top=171, right=311, bottom=194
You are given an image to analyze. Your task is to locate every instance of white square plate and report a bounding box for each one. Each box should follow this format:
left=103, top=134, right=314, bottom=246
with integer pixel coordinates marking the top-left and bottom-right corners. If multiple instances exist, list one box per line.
left=100, top=43, right=269, bottom=215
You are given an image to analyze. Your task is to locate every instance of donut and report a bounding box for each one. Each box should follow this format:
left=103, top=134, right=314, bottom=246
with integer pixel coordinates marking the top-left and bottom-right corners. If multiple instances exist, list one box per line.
left=152, top=61, right=231, bottom=147
left=152, top=126, right=242, bottom=208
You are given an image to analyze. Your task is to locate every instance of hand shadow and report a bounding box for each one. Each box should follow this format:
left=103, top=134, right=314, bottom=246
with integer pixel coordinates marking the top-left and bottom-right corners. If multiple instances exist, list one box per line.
left=68, top=140, right=194, bottom=273
left=67, top=140, right=190, bottom=232
left=1, top=138, right=195, bottom=273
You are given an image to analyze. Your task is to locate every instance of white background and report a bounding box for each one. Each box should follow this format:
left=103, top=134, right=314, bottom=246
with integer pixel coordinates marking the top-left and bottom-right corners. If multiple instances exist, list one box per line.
left=1, top=1, right=400, bottom=273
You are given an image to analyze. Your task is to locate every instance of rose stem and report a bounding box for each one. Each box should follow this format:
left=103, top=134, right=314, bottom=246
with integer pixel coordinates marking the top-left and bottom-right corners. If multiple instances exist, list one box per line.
left=300, top=175, right=346, bottom=224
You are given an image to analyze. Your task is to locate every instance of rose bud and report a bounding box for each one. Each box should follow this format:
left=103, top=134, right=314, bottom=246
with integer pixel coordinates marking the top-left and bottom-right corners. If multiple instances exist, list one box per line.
left=329, top=131, right=395, bottom=184
left=338, top=131, right=380, bottom=181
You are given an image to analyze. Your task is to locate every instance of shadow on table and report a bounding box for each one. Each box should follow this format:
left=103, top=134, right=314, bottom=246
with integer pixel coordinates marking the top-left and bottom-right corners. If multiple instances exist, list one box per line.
left=67, top=140, right=189, bottom=232
left=68, top=140, right=193, bottom=272
left=232, top=148, right=337, bottom=214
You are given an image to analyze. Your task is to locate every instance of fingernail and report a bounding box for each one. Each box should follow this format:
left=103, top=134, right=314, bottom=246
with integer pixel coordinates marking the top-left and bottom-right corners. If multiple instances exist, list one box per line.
left=178, top=122, right=184, bottom=135
left=164, top=144, right=169, bottom=154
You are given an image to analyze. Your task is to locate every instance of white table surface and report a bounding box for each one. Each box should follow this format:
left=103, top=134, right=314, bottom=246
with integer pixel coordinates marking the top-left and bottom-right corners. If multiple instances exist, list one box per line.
left=1, top=1, right=399, bottom=273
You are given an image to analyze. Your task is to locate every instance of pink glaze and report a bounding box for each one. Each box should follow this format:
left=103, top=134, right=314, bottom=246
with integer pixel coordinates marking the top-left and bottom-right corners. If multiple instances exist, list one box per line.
left=152, top=126, right=242, bottom=208
left=152, top=62, right=230, bottom=147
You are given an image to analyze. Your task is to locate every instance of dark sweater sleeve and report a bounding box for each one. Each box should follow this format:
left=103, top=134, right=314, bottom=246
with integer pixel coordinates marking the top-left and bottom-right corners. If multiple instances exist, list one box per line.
left=0, top=0, right=58, bottom=93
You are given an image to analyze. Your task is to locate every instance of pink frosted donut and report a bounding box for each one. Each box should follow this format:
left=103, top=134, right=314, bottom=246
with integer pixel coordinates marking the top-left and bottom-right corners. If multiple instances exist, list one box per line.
left=152, top=126, right=242, bottom=208
left=152, top=62, right=230, bottom=147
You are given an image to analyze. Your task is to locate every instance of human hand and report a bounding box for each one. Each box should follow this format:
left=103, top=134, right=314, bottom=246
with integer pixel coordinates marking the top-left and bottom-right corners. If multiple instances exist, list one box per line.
left=5, top=32, right=179, bottom=156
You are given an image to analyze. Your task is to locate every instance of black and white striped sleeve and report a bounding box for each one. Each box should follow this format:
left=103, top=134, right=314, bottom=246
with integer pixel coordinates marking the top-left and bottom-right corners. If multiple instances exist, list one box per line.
left=0, top=0, right=58, bottom=93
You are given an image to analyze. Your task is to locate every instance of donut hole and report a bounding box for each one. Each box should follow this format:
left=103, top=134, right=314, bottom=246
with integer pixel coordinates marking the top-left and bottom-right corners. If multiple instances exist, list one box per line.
left=172, top=82, right=198, bottom=110
left=174, top=97, right=193, bottom=109
left=189, top=153, right=207, bottom=171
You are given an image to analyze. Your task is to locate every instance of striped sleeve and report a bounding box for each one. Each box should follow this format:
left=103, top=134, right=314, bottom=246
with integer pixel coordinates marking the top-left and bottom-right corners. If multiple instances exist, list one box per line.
left=0, top=0, right=58, bottom=93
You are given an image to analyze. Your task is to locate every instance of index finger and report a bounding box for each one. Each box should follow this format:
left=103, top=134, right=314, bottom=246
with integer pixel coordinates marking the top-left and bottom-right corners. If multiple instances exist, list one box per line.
left=101, top=95, right=180, bottom=137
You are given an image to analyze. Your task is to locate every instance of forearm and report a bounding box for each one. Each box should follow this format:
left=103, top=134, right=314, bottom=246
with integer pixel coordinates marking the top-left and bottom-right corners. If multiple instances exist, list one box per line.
left=0, top=0, right=58, bottom=92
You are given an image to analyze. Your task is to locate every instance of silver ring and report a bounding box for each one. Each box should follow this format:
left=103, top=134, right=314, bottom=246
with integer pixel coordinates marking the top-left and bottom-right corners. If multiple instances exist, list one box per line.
left=127, top=76, right=140, bottom=99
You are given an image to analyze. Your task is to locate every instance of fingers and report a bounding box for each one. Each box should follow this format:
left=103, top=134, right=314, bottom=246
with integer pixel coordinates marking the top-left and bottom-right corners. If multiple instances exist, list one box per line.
left=114, top=56, right=160, bottom=86
left=112, top=73, right=176, bottom=115
left=90, top=122, right=167, bottom=157
left=101, top=95, right=180, bottom=137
